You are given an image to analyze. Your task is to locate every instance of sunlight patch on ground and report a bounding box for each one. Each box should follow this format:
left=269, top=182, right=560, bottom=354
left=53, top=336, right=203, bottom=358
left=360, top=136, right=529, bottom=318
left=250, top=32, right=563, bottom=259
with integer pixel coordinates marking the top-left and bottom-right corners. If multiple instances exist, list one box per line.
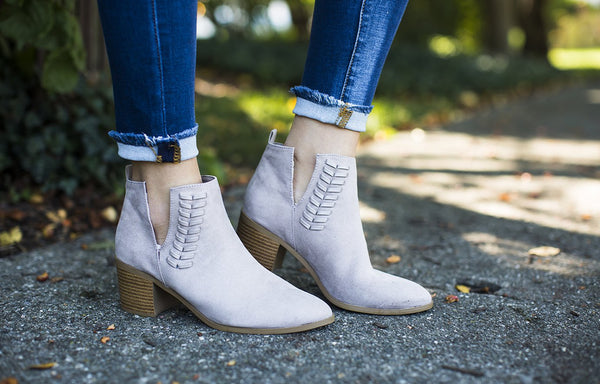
left=460, top=232, right=598, bottom=276
left=362, top=130, right=600, bottom=237
left=359, top=201, right=386, bottom=223
left=549, top=48, right=600, bottom=70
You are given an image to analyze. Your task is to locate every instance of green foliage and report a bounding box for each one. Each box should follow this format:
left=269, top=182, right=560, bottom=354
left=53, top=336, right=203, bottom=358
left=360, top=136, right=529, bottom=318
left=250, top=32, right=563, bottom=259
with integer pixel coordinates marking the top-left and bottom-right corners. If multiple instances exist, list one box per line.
left=0, top=0, right=85, bottom=93
left=397, top=0, right=484, bottom=51
left=0, top=0, right=125, bottom=195
left=0, top=57, right=124, bottom=195
left=379, top=45, right=563, bottom=98
left=195, top=93, right=277, bottom=171
left=549, top=7, right=600, bottom=48
left=198, top=38, right=564, bottom=99
left=197, top=38, right=306, bottom=86
left=194, top=38, right=572, bottom=169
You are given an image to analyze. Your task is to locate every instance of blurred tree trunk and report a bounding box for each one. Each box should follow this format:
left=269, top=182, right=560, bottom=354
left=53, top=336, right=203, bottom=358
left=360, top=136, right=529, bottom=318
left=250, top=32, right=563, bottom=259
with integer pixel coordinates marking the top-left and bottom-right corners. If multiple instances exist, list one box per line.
left=516, top=0, right=549, bottom=57
left=76, top=0, right=109, bottom=82
left=483, top=0, right=512, bottom=54
left=287, top=0, right=312, bottom=41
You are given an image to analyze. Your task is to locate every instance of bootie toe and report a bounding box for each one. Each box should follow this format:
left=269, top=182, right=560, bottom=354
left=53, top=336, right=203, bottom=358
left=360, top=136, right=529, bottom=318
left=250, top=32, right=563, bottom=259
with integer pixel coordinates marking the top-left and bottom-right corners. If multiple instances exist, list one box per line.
left=239, top=130, right=433, bottom=315
left=115, top=165, right=334, bottom=334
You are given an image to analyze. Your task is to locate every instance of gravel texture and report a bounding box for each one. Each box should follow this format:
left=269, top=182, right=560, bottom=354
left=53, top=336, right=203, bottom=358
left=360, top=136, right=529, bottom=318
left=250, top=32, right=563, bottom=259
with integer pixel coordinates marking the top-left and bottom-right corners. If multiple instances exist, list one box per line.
left=1, top=83, right=599, bottom=383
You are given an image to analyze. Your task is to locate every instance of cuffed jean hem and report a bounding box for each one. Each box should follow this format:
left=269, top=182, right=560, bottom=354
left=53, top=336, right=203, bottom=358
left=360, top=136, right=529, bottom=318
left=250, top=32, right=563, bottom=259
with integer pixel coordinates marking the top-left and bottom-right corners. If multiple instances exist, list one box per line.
left=109, top=125, right=199, bottom=163
left=291, top=86, right=371, bottom=132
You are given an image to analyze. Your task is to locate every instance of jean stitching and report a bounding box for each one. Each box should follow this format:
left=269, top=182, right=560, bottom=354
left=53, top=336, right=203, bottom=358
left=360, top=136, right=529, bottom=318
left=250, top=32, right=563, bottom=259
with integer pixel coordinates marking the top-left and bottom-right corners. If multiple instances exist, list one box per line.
left=151, top=0, right=167, bottom=137
left=340, top=0, right=367, bottom=103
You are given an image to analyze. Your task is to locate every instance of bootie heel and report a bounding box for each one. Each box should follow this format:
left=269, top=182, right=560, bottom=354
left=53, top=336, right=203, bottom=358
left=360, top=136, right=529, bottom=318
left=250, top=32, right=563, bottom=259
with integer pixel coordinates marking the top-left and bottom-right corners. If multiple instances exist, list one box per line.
left=237, top=211, right=285, bottom=271
left=116, top=259, right=178, bottom=317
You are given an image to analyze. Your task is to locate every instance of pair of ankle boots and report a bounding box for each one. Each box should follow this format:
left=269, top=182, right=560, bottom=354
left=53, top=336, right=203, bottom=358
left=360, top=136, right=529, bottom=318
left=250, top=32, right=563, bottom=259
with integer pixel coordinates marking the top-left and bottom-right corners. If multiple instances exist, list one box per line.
left=115, top=130, right=433, bottom=334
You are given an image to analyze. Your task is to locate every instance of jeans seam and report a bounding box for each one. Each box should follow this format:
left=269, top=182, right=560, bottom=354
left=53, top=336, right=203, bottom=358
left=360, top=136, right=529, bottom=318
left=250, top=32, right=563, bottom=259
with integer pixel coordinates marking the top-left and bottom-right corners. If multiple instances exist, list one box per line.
left=151, top=0, right=167, bottom=137
left=340, top=0, right=367, bottom=103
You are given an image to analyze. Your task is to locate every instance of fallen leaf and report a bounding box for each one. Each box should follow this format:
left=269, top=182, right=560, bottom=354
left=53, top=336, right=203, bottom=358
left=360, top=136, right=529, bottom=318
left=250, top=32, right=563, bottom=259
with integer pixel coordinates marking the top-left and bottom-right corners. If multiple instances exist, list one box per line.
left=445, top=295, right=459, bottom=303
left=528, top=246, right=560, bottom=257
left=386, top=255, right=401, bottom=264
left=498, top=192, right=512, bottom=202
left=226, top=360, right=236, bottom=366
left=8, top=210, right=26, bottom=221
left=100, top=336, right=110, bottom=344
left=192, top=374, right=200, bottom=380
left=100, top=207, right=118, bottom=223
left=0, top=227, right=22, bottom=246
left=36, top=272, right=49, bottom=282
left=46, top=209, right=67, bottom=224
left=107, top=324, right=115, bottom=330
left=455, top=284, right=471, bottom=293
left=520, top=172, right=532, bottom=183
left=28, top=362, right=56, bottom=370
left=409, top=174, right=423, bottom=184
left=81, top=244, right=89, bottom=250
left=29, top=194, right=44, bottom=204
left=89, top=211, right=102, bottom=229
left=0, top=377, right=18, bottom=384
left=42, top=223, right=56, bottom=239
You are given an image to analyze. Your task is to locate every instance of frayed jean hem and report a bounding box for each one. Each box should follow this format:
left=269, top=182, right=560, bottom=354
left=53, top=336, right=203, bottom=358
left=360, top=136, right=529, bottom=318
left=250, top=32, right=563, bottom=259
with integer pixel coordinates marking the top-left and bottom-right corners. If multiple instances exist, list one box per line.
left=291, top=86, right=370, bottom=132
left=109, top=125, right=199, bottom=162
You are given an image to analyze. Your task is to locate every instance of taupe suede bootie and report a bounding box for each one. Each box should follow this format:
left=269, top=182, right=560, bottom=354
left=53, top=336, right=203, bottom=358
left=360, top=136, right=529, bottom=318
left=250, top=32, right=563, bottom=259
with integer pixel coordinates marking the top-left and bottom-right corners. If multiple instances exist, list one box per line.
left=238, top=130, right=433, bottom=315
left=115, top=165, right=334, bottom=334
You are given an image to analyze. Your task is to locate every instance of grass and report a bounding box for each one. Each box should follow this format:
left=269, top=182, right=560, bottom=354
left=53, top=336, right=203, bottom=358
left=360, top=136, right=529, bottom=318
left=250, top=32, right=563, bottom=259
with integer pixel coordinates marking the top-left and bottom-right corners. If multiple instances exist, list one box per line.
left=193, top=40, right=600, bottom=183
left=548, top=48, right=600, bottom=70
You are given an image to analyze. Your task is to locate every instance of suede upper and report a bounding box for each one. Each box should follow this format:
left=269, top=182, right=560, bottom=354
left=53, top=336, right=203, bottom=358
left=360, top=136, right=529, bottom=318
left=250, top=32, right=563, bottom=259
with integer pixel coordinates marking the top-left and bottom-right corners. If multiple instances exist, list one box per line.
left=243, top=130, right=432, bottom=310
left=116, top=165, right=333, bottom=329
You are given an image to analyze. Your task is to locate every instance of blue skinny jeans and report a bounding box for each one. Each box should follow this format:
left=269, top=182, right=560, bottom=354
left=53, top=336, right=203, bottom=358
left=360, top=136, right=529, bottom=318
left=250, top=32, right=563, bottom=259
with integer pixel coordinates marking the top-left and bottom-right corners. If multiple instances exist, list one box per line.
left=98, top=0, right=409, bottom=163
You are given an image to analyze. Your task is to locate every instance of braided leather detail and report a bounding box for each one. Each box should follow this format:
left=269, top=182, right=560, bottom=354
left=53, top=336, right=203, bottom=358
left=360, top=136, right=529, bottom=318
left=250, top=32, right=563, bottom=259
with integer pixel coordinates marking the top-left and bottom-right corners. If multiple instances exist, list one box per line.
left=300, top=159, right=349, bottom=231
left=167, top=191, right=207, bottom=269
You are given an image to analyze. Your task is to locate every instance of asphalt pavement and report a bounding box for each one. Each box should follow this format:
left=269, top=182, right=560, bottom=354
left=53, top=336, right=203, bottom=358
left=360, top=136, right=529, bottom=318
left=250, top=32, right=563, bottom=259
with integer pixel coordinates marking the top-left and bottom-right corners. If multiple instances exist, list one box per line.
left=1, top=82, right=599, bottom=383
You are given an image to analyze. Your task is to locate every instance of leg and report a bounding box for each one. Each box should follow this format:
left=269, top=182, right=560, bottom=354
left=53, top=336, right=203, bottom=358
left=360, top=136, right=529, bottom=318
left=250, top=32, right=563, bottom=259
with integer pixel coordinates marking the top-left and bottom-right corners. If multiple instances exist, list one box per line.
left=286, top=0, right=409, bottom=201
left=98, top=0, right=334, bottom=333
left=98, top=0, right=201, bottom=244
left=241, top=0, right=433, bottom=314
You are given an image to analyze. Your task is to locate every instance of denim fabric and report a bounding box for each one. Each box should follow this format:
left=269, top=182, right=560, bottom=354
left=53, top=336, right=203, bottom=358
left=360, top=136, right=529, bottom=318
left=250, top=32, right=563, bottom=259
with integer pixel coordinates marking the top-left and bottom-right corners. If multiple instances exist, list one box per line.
left=293, top=0, right=409, bottom=132
left=98, top=0, right=199, bottom=162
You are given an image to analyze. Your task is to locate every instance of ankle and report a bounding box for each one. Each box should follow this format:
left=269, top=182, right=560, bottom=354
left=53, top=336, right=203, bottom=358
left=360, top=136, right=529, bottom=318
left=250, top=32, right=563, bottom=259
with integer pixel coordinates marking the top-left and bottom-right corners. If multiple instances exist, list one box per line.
left=131, top=159, right=202, bottom=244
left=284, top=116, right=359, bottom=202
left=284, top=116, right=359, bottom=158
